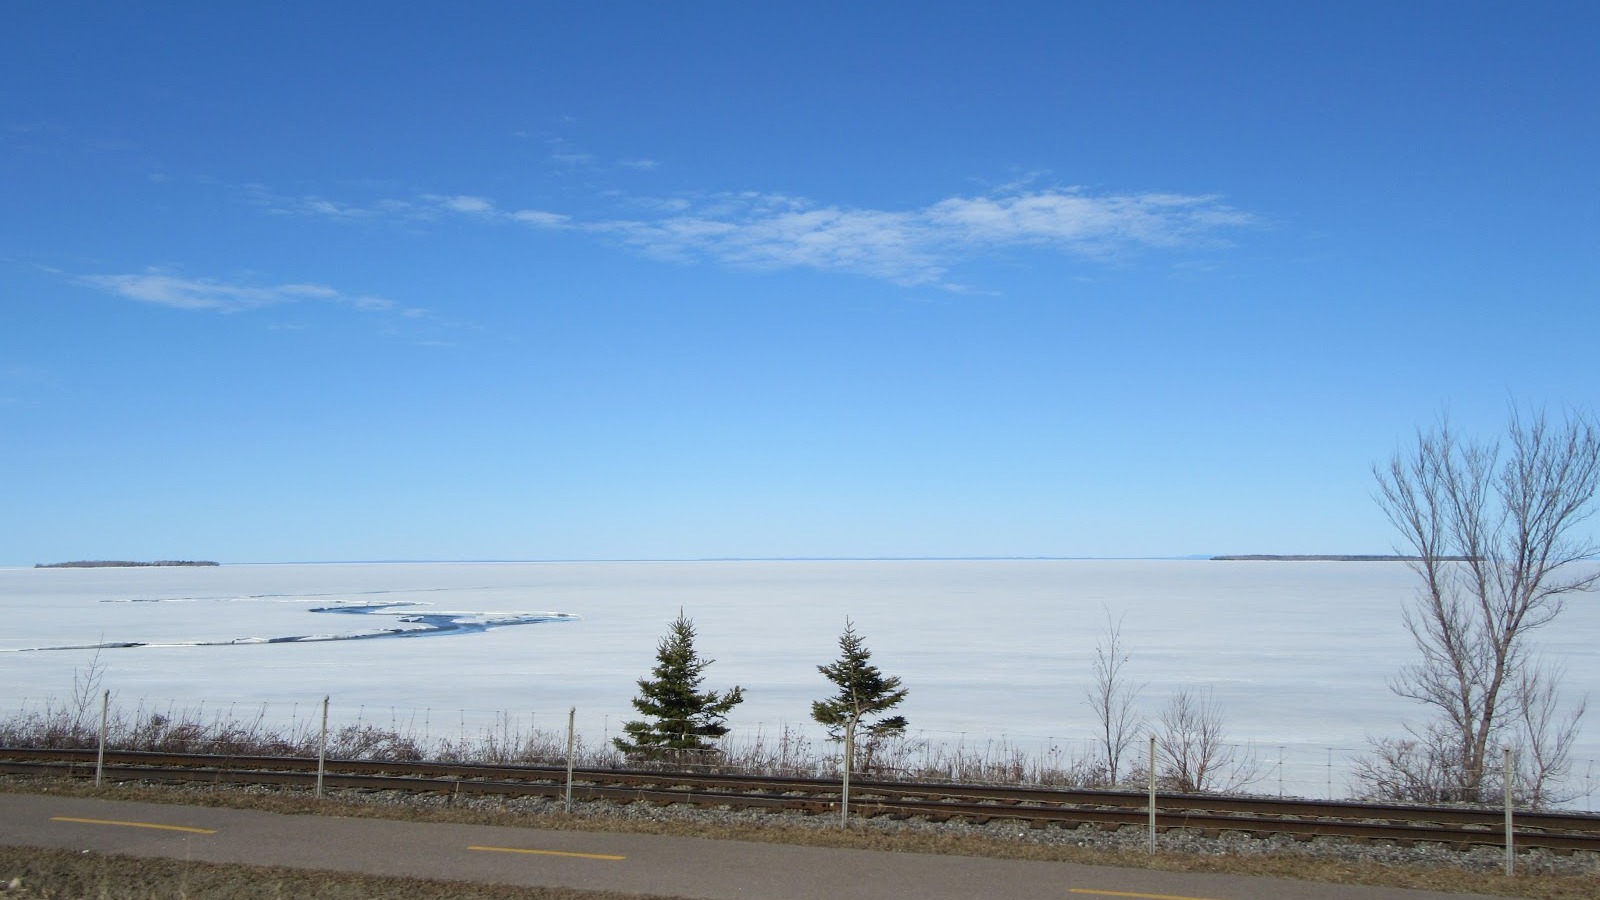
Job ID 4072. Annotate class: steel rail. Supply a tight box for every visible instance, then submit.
[5,758,1597,852]
[5,747,1594,833]
[3,748,1597,853]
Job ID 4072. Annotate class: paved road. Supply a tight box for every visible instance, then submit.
[0,793,1510,900]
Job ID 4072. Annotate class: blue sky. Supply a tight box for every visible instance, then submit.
[3,2,1597,564]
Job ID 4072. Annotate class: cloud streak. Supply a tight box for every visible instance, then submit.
[254,180,1256,288]
[79,271,411,315]
[578,188,1254,286]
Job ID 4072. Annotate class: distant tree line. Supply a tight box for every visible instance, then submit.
[1210,554,1477,561]
[35,560,220,568]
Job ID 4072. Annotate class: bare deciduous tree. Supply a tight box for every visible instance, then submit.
[1352,725,1469,804]
[1154,687,1258,793]
[1084,609,1143,786]
[1360,409,1597,806]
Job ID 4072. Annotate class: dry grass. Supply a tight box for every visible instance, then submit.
[0,844,686,900]
[0,691,1133,788]
[4,777,1597,899]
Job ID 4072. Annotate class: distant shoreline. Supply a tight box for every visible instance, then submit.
[34,560,221,569]
[1209,554,1467,562]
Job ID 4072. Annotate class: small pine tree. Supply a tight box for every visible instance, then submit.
[614,611,744,760]
[812,618,908,771]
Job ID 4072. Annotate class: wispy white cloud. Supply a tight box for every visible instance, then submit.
[598,203,945,284]
[428,194,495,214]
[584,188,1254,286]
[242,183,428,222]
[247,185,575,235]
[509,209,571,228]
[78,270,418,316]
[926,191,1252,253]
[645,197,692,213]
[240,178,1255,288]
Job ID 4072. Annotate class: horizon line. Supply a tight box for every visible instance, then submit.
[7,553,1420,568]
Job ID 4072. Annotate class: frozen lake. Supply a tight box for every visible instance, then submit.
[2,559,1596,805]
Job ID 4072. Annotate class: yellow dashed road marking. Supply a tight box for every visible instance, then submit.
[50,816,216,835]
[469,844,625,861]
[1070,890,1227,900]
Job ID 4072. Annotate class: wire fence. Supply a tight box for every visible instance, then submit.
[6,690,1595,812]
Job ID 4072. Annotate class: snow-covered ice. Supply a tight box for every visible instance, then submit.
[2,559,1596,805]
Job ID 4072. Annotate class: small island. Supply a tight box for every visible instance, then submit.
[35,560,221,568]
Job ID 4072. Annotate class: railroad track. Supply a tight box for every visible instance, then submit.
[4,747,1598,854]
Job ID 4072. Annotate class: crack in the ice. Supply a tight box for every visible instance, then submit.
[4,601,577,652]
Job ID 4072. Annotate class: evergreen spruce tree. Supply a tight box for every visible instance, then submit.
[812,619,908,772]
[614,611,744,760]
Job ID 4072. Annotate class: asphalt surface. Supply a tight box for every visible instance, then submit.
[0,793,1514,900]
